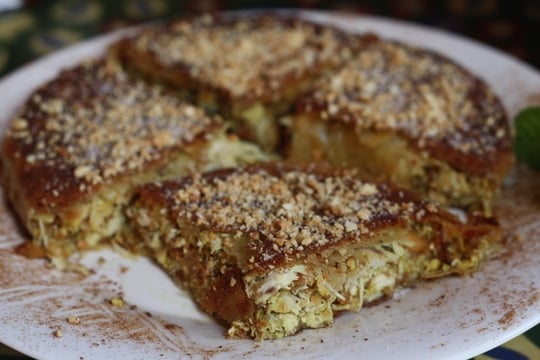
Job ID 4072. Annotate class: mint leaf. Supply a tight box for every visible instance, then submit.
[513,106,540,170]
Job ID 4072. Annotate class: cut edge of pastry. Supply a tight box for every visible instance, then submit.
[287,115,512,216]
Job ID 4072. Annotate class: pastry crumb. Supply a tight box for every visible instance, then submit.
[110,297,125,307]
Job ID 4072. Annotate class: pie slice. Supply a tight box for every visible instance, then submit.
[126,162,502,340]
[287,38,513,215]
[0,58,267,266]
[113,13,369,151]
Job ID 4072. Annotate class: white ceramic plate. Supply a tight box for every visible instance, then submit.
[0,10,539,360]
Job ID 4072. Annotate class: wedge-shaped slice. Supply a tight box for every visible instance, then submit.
[114,13,368,151]
[287,38,513,215]
[126,163,502,340]
[0,58,266,266]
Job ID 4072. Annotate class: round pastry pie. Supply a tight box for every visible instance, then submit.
[0,12,512,339]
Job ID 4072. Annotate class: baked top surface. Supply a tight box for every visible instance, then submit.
[2,59,222,210]
[296,39,512,176]
[124,14,364,102]
[133,162,472,271]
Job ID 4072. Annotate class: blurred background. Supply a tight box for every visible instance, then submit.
[0,0,539,77]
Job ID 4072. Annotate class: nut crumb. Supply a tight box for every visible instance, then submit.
[67,316,81,325]
[356,208,372,221]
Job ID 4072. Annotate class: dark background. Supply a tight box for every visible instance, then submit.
[0,0,539,77]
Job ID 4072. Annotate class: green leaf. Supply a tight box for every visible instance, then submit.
[513,106,540,170]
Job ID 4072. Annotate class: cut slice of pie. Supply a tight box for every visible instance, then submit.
[287,38,513,215]
[0,58,267,266]
[126,162,502,340]
[113,13,370,151]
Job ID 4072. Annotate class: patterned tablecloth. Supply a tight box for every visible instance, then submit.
[0,1,538,359]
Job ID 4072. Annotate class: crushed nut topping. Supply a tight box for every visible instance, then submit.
[166,165,431,258]
[131,15,357,100]
[6,59,220,190]
[299,39,510,157]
